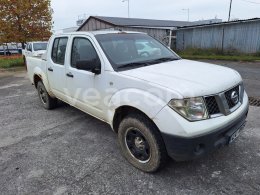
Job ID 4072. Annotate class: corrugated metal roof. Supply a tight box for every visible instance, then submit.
[94,16,192,27]
[178,17,260,29]
[77,16,192,31]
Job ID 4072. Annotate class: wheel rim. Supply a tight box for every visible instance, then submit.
[39,85,47,104]
[125,127,151,163]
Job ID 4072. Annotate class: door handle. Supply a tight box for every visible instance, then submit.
[48,67,53,72]
[66,72,74,78]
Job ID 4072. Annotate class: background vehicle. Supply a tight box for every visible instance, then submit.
[0,43,22,56]
[26,31,249,172]
[22,41,48,64]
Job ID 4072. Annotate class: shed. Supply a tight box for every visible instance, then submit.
[176,18,260,53]
[77,16,193,48]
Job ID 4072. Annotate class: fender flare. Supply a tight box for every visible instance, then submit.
[106,88,168,125]
[33,67,55,97]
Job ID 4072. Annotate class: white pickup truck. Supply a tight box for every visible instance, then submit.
[26,31,249,172]
[23,41,48,64]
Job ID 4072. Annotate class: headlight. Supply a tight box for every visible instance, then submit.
[168,97,208,121]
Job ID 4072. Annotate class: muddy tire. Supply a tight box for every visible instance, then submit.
[118,113,168,173]
[37,81,57,110]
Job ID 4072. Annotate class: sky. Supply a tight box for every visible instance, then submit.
[51,0,260,30]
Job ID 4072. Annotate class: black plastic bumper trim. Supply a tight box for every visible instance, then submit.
[161,105,249,161]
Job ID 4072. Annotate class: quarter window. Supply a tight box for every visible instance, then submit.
[51,37,68,65]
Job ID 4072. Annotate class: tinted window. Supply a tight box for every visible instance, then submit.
[27,43,32,51]
[136,43,145,50]
[51,39,59,63]
[51,37,68,65]
[71,37,100,69]
[95,33,180,71]
[33,42,47,51]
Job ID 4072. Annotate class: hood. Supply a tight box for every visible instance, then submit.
[120,59,242,97]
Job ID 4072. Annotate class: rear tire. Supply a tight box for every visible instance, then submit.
[37,81,57,110]
[118,113,168,173]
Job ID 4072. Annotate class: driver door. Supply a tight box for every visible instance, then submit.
[66,36,104,118]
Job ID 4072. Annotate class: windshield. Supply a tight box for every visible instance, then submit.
[33,42,47,51]
[95,33,180,71]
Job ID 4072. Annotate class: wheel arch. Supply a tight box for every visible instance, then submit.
[112,105,160,134]
[107,88,168,133]
[33,74,42,88]
[32,70,54,97]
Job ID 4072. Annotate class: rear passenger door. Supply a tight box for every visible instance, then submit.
[47,37,69,100]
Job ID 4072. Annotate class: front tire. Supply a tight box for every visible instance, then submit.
[118,113,168,173]
[37,81,57,110]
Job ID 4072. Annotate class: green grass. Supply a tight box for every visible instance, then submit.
[0,57,24,69]
[178,48,260,62]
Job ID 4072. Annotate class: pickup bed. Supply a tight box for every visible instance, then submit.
[26,31,249,172]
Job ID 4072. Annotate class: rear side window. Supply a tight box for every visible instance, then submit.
[27,43,32,51]
[51,37,68,65]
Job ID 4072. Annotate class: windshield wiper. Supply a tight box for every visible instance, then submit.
[148,57,180,64]
[117,57,180,70]
[117,61,149,70]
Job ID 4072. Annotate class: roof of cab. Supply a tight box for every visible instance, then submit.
[54,30,146,37]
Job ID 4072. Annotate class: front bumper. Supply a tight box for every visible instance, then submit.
[153,92,249,161]
[162,106,248,161]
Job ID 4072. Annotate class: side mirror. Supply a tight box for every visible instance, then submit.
[76,60,101,74]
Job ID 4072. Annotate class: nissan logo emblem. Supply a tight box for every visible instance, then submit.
[231,91,239,105]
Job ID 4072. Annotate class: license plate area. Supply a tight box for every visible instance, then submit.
[229,122,246,144]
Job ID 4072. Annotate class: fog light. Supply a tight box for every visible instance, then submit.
[194,144,205,155]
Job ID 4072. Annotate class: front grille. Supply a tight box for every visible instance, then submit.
[204,96,220,115]
[225,85,240,108]
[204,84,242,118]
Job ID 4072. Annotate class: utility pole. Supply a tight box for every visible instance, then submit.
[122,0,130,18]
[228,0,233,21]
[182,8,190,21]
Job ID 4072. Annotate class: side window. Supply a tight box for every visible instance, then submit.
[51,37,68,65]
[71,37,100,69]
[27,44,32,51]
[51,39,59,63]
